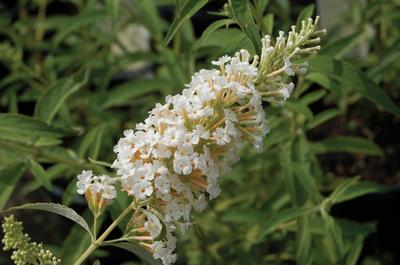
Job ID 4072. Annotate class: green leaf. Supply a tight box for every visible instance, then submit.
[329,177,360,204]
[88,157,112,168]
[101,78,167,109]
[25,159,52,191]
[21,164,68,196]
[105,242,162,265]
[34,137,62,147]
[221,208,265,223]
[300,89,327,105]
[5,203,92,237]
[322,215,344,260]
[296,216,313,265]
[0,162,24,210]
[34,70,89,123]
[136,0,163,42]
[311,136,383,156]
[89,126,105,160]
[344,235,365,265]
[332,180,388,204]
[307,109,341,129]
[257,0,270,12]
[61,222,91,264]
[322,30,367,59]
[308,56,400,117]
[292,162,321,203]
[262,13,274,35]
[259,206,316,239]
[161,48,186,88]
[306,72,340,94]
[296,4,315,29]
[77,123,105,158]
[367,43,400,82]
[163,0,209,45]
[229,0,261,54]
[53,11,108,47]
[106,0,119,26]
[0,113,71,144]
[193,19,233,50]
[62,179,78,207]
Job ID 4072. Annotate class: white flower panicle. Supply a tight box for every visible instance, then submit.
[75,17,323,265]
[111,49,267,264]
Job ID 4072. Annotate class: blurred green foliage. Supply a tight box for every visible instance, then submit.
[0,0,399,264]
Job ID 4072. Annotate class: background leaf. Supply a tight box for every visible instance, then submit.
[229,0,261,54]
[164,0,209,45]
[308,55,400,117]
[0,114,71,144]
[311,136,384,156]
[0,163,24,210]
[34,70,89,123]
[25,159,52,191]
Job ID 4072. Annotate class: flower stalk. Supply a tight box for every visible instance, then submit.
[72,200,138,265]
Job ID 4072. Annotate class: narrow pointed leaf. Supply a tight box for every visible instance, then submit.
[25,159,52,191]
[0,163,24,210]
[296,4,315,29]
[311,136,383,156]
[308,56,400,117]
[164,0,209,45]
[259,206,316,239]
[229,0,261,54]
[0,114,71,144]
[35,70,89,123]
[4,203,92,237]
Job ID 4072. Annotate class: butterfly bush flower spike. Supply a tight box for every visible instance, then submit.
[2,215,61,265]
[75,17,324,265]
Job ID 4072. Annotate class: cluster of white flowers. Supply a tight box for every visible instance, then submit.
[76,18,323,265]
[76,170,117,203]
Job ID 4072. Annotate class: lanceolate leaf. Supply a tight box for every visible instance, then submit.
[52,10,108,47]
[25,159,52,191]
[163,0,209,45]
[105,242,162,265]
[331,180,388,204]
[322,30,368,59]
[0,163,24,210]
[259,206,316,239]
[193,19,234,50]
[4,203,92,237]
[308,55,400,117]
[61,219,92,264]
[311,136,383,156]
[136,0,163,42]
[296,4,315,29]
[0,114,71,144]
[101,78,168,109]
[34,70,89,123]
[229,0,261,54]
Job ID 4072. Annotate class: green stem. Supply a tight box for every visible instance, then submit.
[72,201,137,265]
[93,214,98,241]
